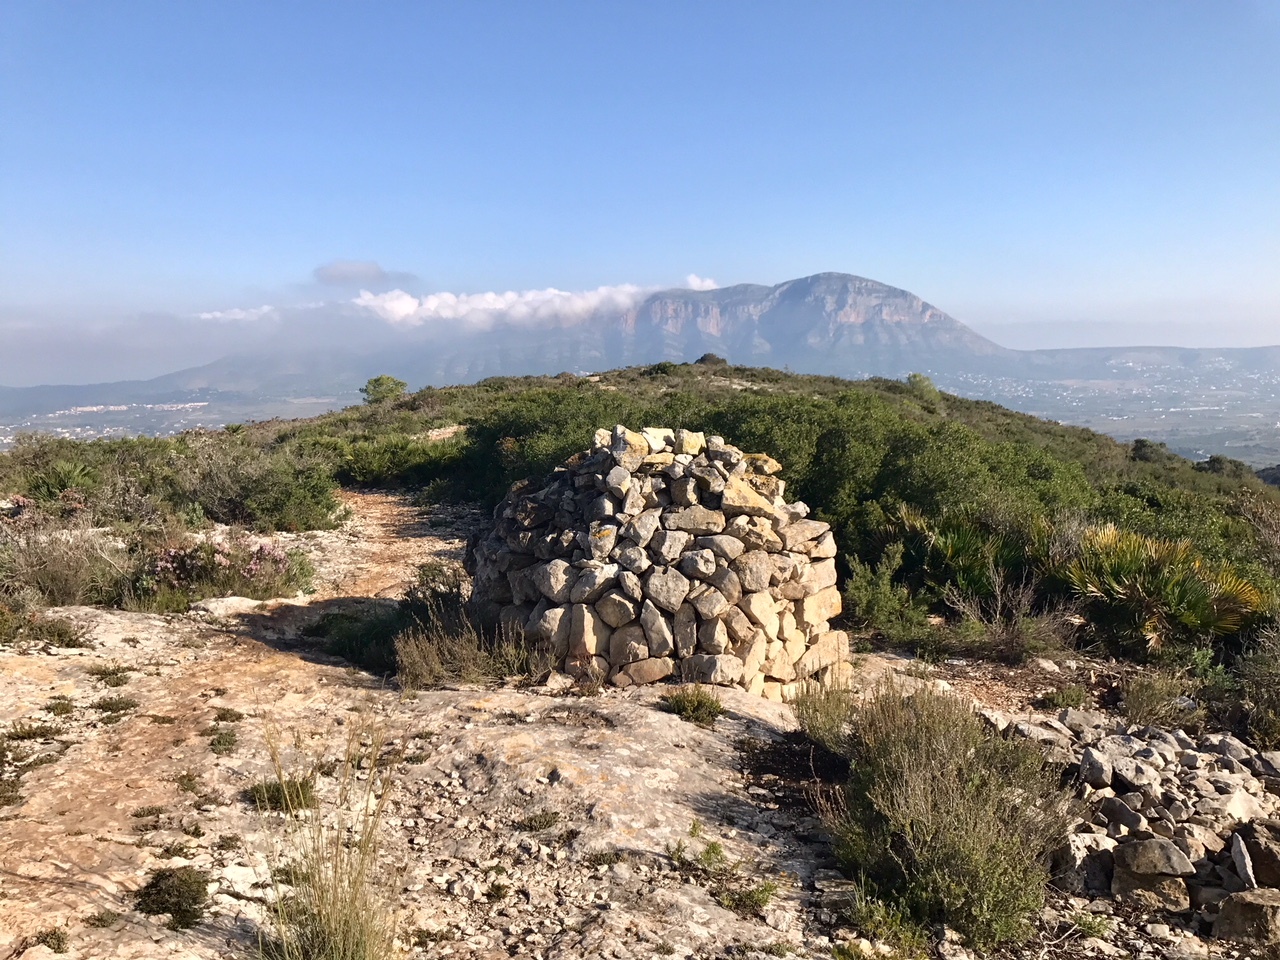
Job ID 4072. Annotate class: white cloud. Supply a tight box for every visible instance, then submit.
[197,305,277,322]
[685,274,719,291]
[352,284,647,329]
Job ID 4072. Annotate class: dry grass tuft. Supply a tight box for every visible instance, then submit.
[257,724,399,960]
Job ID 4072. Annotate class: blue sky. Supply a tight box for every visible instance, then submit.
[2,1,1279,382]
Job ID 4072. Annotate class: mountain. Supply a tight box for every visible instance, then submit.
[5,271,1280,464]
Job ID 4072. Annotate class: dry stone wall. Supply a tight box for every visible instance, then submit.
[465,426,851,697]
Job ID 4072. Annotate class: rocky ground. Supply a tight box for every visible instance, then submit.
[0,493,1274,960]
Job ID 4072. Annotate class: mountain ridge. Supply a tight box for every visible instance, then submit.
[5,271,1280,465]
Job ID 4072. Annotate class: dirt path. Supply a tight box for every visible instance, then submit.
[286,490,484,602]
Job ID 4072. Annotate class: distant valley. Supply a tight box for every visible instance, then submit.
[5,272,1280,465]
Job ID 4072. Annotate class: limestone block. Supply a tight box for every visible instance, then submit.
[698,618,731,655]
[695,535,745,562]
[648,529,691,564]
[622,656,675,685]
[608,622,648,665]
[706,566,742,605]
[794,630,850,679]
[569,563,619,604]
[674,603,697,659]
[672,429,705,455]
[739,591,781,640]
[645,566,692,613]
[531,558,578,603]
[796,586,841,631]
[722,605,756,644]
[681,653,743,686]
[663,505,726,536]
[731,551,773,593]
[720,477,775,518]
[689,583,730,620]
[595,590,639,628]
[568,603,612,659]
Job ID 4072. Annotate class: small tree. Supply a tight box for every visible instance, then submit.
[360,375,408,405]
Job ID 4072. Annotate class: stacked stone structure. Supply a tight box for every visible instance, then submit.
[465,426,851,697]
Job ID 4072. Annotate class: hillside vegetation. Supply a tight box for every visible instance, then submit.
[5,360,1280,678]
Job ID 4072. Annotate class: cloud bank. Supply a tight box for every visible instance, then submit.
[352,283,647,329]
[197,304,277,322]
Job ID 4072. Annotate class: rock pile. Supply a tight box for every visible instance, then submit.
[1008,708,1280,942]
[466,426,852,696]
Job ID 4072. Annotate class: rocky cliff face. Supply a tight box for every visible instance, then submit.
[608,273,1012,374]
[384,273,1015,385]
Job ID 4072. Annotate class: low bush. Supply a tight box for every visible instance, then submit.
[1041,685,1089,710]
[248,776,317,812]
[1122,672,1203,728]
[133,866,210,929]
[660,686,725,727]
[24,927,69,953]
[1239,633,1280,748]
[795,682,1074,950]
[842,543,931,645]
[130,535,313,612]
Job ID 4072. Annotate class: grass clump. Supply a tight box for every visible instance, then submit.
[90,695,139,714]
[1071,912,1112,938]
[169,770,201,793]
[717,880,779,916]
[132,805,166,818]
[516,809,561,831]
[85,909,122,928]
[1042,684,1089,710]
[6,720,63,741]
[87,662,130,686]
[248,776,317,812]
[660,686,724,727]
[584,849,626,867]
[795,681,1074,951]
[209,728,238,756]
[257,724,397,960]
[133,865,210,929]
[45,696,75,717]
[213,707,244,723]
[1237,633,1280,748]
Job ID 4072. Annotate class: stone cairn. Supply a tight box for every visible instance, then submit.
[465,426,851,697]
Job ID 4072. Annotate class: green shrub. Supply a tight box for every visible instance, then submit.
[390,564,549,688]
[133,866,210,928]
[1121,672,1203,728]
[842,542,930,644]
[209,728,238,756]
[129,535,312,611]
[660,686,725,727]
[90,696,139,714]
[248,776,317,812]
[1042,685,1089,710]
[795,682,1073,949]
[25,927,69,953]
[1239,634,1280,748]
